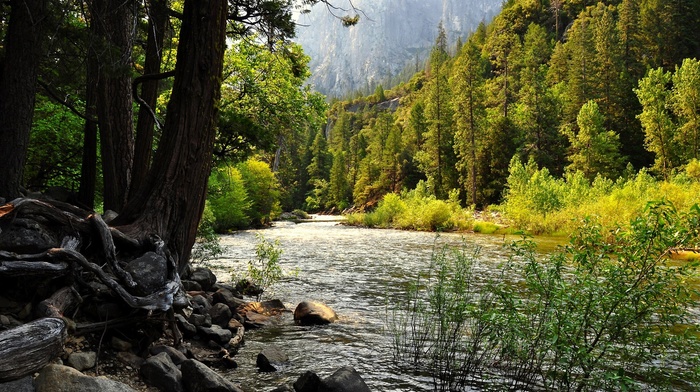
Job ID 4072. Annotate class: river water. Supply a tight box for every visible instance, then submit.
[210,217,562,392]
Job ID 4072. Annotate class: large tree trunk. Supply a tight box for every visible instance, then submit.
[114,0,227,274]
[88,0,136,212]
[130,0,168,199]
[0,0,47,199]
[78,51,99,210]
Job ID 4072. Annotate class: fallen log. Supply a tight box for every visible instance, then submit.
[0,317,67,381]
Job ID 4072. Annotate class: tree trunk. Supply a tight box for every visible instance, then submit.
[114,0,227,274]
[0,0,47,199]
[88,0,136,212]
[78,50,99,209]
[130,0,168,199]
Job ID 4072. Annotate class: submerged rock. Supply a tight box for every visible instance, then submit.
[256,345,289,372]
[293,301,338,325]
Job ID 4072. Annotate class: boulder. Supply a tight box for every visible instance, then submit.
[180,359,244,392]
[293,301,338,325]
[181,280,203,292]
[125,252,168,296]
[256,345,289,372]
[208,303,232,327]
[293,371,323,392]
[197,325,232,346]
[0,376,33,392]
[111,336,132,352]
[150,345,188,365]
[191,295,213,315]
[140,352,183,392]
[189,313,212,328]
[67,351,96,371]
[116,352,144,368]
[0,218,57,253]
[322,366,371,392]
[189,268,217,292]
[213,289,246,310]
[175,314,197,337]
[34,364,137,392]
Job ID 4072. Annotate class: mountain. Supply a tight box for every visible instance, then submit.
[294,0,503,97]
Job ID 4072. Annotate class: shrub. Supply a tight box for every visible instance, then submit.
[237,158,281,226]
[208,165,251,232]
[389,202,700,391]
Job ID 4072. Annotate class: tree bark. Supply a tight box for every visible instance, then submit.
[0,0,47,199]
[114,0,227,274]
[130,0,169,199]
[88,0,136,212]
[78,47,99,209]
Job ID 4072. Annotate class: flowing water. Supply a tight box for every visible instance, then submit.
[210,217,563,392]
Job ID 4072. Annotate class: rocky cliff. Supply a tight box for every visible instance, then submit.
[294,0,503,97]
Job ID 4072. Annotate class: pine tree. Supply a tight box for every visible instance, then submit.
[671,58,700,162]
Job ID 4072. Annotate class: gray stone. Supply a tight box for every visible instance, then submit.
[180,359,244,392]
[182,280,203,292]
[293,371,323,392]
[0,218,57,253]
[102,210,119,224]
[293,301,338,325]
[0,375,34,392]
[111,336,132,352]
[116,352,144,368]
[197,325,232,346]
[140,352,183,392]
[256,345,288,372]
[125,252,168,296]
[34,364,137,392]
[191,295,212,314]
[149,345,188,365]
[212,288,246,310]
[67,351,97,371]
[322,366,371,392]
[175,314,197,337]
[189,268,216,291]
[208,303,232,327]
[189,313,212,328]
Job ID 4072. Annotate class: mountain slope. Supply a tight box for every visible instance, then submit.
[294,0,503,97]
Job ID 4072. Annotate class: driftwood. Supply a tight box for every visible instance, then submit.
[0,317,67,381]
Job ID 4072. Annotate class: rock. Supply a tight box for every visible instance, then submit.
[293,301,338,325]
[208,303,232,327]
[189,313,212,328]
[212,283,242,296]
[322,366,371,392]
[256,345,289,372]
[270,386,294,392]
[293,371,323,392]
[125,252,168,296]
[180,359,244,392]
[182,280,203,292]
[0,375,33,392]
[140,352,183,392]
[150,345,188,365]
[0,218,57,253]
[191,295,213,315]
[67,351,97,371]
[34,364,137,392]
[197,325,232,346]
[242,311,269,329]
[175,314,197,337]
[116,352,144,368]
[102,210,118,223]
[237,299,286,328]
[189,268,217,292]
[213,289,246,310]
[227,318,243,331]
[111,336,132,352]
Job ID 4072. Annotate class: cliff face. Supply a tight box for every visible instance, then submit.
[294,0,502,97]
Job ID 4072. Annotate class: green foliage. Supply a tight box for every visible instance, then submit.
[191,201,224,265]
[389,202,700,391]
[237,158,281,226]
[208,165,251,232]
[244,234,284,301]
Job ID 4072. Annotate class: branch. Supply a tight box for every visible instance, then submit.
[37,80,95,123]
[132,70,175,130]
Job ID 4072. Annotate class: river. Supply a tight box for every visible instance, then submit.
[208,217,562,392]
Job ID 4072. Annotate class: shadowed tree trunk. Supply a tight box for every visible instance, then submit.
[114,0,228,274]
[0,0,47,199]
[88,0,136,212]
[130,0,169,199]
[78,52,99,209]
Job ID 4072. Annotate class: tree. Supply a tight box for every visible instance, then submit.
[671,58,700,162]
[635,67,677,178]
[451,39,486,206]
[564,100,623,180]
[0,0,47,199]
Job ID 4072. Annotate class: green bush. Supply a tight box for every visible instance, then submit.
[390,202,700,391]
[208,165,251,232]
[191,201,224,265]
[237,158,281,226]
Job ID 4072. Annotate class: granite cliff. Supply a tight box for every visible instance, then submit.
[294,0,503,97]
